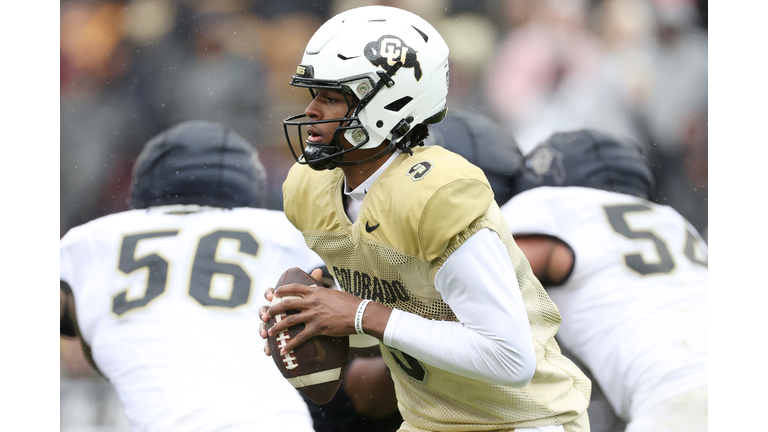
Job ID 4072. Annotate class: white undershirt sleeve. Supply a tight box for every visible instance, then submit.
[382,228,536,387]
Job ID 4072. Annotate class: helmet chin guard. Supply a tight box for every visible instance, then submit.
[282,5,449,171]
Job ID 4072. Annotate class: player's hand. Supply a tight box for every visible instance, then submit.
[259,287,275,356]
[259,268,326,356]
[263,281,363,355]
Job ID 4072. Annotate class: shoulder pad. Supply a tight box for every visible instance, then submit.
[362,147,494,261]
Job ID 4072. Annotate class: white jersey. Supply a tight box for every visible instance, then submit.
[60,206,323,432]
[501,187,707,420]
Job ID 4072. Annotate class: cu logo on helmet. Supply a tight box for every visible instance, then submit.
[365,35,423,80]
[381,38,408,65]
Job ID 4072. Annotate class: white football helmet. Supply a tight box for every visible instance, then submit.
[283,5,450,170]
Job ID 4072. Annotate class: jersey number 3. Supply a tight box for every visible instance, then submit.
[112,230,259,315]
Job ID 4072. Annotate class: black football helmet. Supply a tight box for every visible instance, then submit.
[515,129,655,199]
[130,121,267,209]
[425,110,524,205]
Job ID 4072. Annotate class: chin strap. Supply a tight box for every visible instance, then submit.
[376,61,402,89]
[373,61,416,154]
[357,60,403,114]
[391,116,415,155]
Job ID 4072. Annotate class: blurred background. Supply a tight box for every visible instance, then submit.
[59,0,707,430]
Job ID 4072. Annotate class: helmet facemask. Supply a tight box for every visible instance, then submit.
[283,63,408,171]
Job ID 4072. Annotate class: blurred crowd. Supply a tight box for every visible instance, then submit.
[60,0,707,430]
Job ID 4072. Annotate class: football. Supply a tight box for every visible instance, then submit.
[266,267,350,405]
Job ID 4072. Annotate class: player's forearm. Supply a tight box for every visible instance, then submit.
[383,229,537,387]
[383,309,534,387]
[362,295,535,388]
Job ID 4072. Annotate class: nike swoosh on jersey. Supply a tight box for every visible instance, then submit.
[365,221,380,233]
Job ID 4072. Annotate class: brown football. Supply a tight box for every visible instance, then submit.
[266,267,350,405]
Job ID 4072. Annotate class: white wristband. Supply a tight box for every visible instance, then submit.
[354,299,372,335]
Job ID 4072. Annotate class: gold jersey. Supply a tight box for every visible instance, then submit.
[283,146,590,431]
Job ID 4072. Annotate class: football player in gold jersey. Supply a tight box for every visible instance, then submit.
[260,6,591,432]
